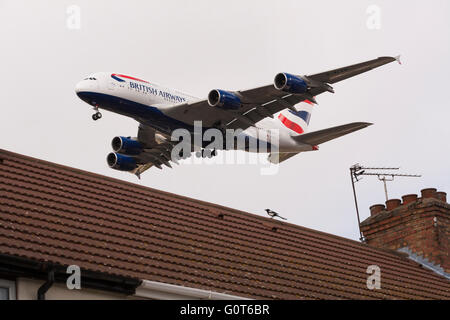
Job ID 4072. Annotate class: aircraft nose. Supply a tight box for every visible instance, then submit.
[75,79,97,104]
[75,76,99,99]
[75,81,84,94]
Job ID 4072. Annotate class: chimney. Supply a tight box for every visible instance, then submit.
[385,199,401,210]
[360,188,450,275]
[436,192,447,202]
[421,188,437,199]
[401,194,418,205]
[369,204,385,216]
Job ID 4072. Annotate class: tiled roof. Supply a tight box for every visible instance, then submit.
[0,149,449,299]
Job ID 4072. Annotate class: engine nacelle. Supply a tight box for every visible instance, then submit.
[207,89,241,110]
[274,73,308,94]
[111,136,143,155]
[107,152,137,171]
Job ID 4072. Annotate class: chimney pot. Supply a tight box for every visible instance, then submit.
[386,199,401,211]
[369,204,385,216]
[436,191,447,203]
[421,188,437,199]
[402,194,418,205]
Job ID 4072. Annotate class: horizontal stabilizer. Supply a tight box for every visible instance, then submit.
[292,122,372,146]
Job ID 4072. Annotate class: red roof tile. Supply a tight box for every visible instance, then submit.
[0,149,449,299]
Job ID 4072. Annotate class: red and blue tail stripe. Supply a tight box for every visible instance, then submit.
[288,110,311,124]
[278,100,314,135]
[278,113,304,134]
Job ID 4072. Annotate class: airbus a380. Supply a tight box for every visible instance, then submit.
[75,56,400,177]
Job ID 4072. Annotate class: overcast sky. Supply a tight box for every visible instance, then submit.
[1,0,449,241]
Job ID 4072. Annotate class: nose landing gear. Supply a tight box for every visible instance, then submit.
[92,104,102,121]
[92,112,102,121]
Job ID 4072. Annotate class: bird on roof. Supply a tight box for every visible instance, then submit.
[265,209,287,220]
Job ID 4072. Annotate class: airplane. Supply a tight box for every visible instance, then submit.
[75,56,400,177]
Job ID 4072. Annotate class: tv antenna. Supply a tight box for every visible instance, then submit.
[349,164,421,242]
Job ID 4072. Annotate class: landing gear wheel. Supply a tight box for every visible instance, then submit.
[92,112,102,121]
[204,149,217,158]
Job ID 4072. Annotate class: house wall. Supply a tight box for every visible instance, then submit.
[16,278,139,300]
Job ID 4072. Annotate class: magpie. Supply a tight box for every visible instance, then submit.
[265,209,287,220]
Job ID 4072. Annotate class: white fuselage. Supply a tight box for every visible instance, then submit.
[75,72,314,153]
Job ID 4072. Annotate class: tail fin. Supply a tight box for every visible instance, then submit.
[277,100,314,136]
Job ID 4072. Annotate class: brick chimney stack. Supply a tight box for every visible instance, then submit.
[360,188,449,275]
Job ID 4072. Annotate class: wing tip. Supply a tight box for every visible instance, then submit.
[353,122,373,129]
[344,122,373,132]
[349,121,373,126]
[379,55,402,65]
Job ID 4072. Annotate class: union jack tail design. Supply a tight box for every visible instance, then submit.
[278,99,314,135]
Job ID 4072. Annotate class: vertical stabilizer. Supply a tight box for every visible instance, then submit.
[277,99,314,136]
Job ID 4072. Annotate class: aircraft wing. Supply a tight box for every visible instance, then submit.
[292,122,372,146]
[164,56,398,131]
[131,124,179,178]
[306,56,399,84]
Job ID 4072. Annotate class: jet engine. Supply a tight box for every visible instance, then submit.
[274,73,308,94]
[111,136,143,155]
[207,89,241,110]
[107,152,137,171]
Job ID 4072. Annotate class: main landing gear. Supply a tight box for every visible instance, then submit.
[195,149,217,158]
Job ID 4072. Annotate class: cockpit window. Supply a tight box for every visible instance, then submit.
[83,77,97,80]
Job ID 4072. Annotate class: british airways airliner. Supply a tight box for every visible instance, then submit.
[75,56,400,177]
